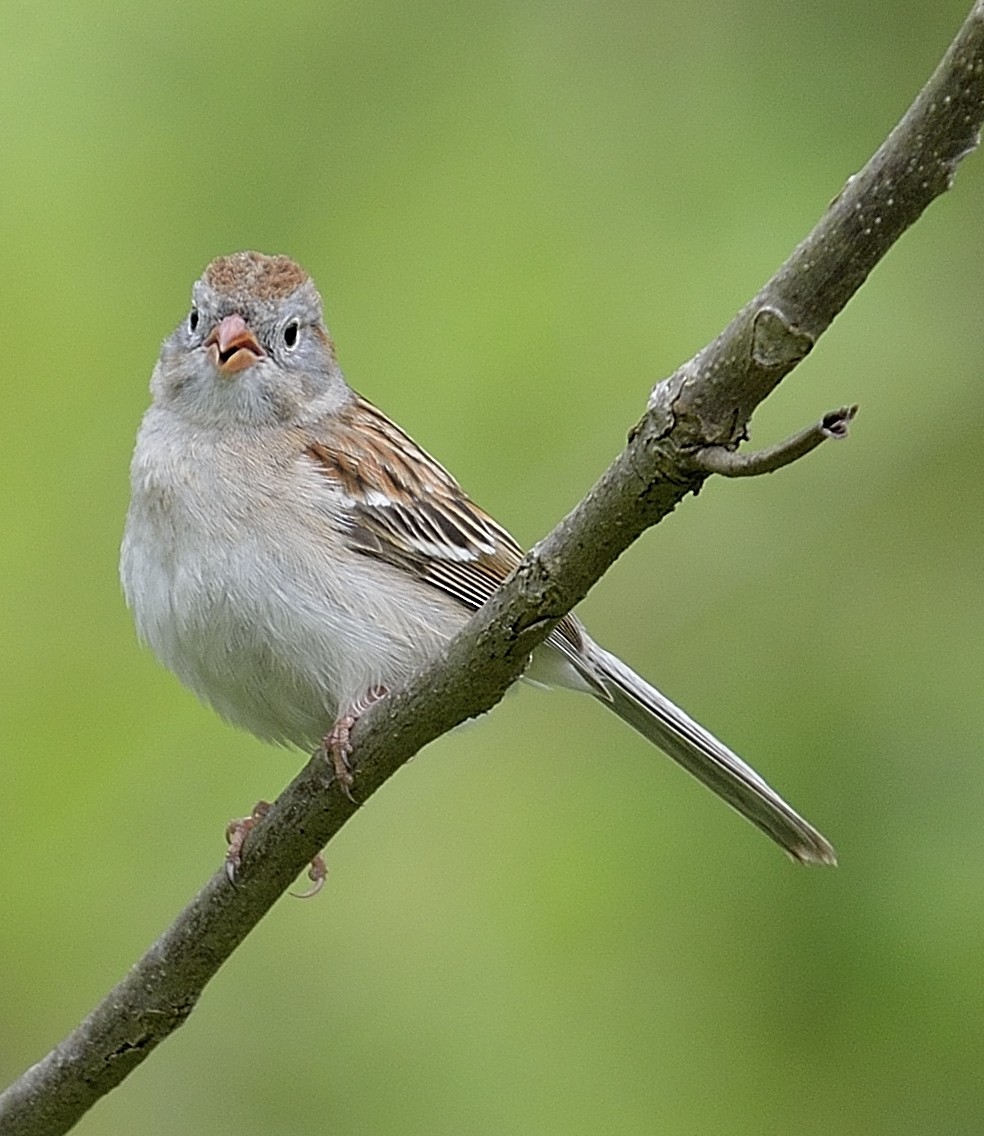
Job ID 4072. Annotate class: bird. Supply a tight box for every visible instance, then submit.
[120,251,836,867]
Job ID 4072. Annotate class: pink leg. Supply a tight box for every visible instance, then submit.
[322,684,388,801]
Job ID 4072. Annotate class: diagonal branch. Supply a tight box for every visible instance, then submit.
[3,4,983,1134]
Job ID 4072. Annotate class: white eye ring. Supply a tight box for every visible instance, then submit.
[283,319,300,349]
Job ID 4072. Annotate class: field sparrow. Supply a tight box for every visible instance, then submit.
[120,252,835,866]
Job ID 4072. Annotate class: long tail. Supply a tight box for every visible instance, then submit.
[584,643,836,865]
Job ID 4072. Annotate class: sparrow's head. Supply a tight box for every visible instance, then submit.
[153,251,349,427]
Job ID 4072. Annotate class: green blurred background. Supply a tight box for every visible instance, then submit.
[3,1,983,1133]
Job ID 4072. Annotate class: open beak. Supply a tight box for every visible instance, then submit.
[204,313,266,375]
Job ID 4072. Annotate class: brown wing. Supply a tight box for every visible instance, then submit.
[304,396,587,662]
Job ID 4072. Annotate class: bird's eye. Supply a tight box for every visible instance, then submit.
[188,308,199,334]
[283,319,300,349]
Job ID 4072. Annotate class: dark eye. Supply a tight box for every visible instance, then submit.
[188,308,199,334]
[283,319,300,349]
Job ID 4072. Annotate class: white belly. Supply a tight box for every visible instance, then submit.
[120,413,464,750]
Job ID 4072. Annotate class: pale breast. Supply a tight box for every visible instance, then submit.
[121,408,466,748]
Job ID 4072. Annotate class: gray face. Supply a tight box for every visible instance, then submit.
[151,253,347,429]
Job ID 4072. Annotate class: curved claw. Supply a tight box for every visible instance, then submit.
[290,854,328,899]
[224,800,272,883]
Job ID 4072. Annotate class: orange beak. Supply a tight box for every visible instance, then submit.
[204,313,266,374]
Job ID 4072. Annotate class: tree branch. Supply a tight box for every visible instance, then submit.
[695,405,858,478]
[3,5,983,1134]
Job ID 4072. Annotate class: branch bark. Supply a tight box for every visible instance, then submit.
[4,5,983,1133]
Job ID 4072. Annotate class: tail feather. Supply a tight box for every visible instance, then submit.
[584,644,836,865]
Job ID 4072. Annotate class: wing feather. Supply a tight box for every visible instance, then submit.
[304,397,586,661]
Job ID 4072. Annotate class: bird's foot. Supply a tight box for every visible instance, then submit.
[224,799,272,882]
[225,799,328,899]
[321,685,388,802]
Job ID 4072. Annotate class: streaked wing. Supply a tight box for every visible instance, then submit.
[304,396,586,661]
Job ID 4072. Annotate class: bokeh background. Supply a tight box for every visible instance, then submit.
[3,1,983,1133]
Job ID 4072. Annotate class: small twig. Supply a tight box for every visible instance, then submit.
[694,405,858,478]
